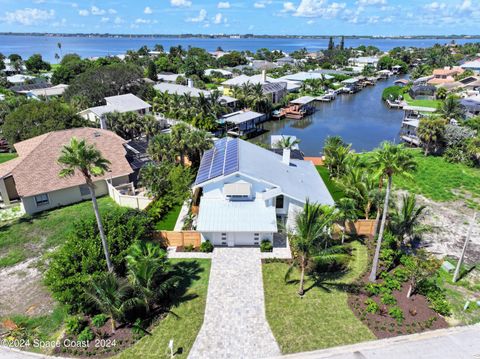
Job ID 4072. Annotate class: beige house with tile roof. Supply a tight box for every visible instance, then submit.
[0,128,134,214]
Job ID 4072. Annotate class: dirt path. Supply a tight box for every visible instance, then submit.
[415,194,480,264]
[0,257,54,318]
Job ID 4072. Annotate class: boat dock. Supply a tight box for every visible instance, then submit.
[386,99,405,109]
[281,96,316,119]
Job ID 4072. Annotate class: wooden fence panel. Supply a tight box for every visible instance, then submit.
[352,220,376,237]
[154,231,201,248]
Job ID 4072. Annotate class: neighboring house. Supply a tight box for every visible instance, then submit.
[250,60,278,71]
[348,56,380,68]
[461,59,480,72]
[6,74,36,85]
[204,68,233,78]
[400,106,437,146]
[0,128,137,215]
[438,76,480,92]
[427,67,464,85]
[1,59,27,75]
[409,84,437,100]
[78,93,151,129]
[461,96,480,117]
[276,56,295,66]
[17,84,69,100]
[157,73,185,83]
[193,137,334,246]
[154,82,238,109]
[280,72,334,82]
[222,71,294,104]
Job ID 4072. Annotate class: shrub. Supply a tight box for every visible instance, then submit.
[388,306,404,324]
[383,275,402,291]
[417,279,452,316]
[199,240,214,253]
[45,207,154,313]
[65,316,87,336]
[381,293,397,305]
[365,299,380,314]
[92,314,108,328]
[184,244,194,252]
[393,268,409,282]
[260,239,273,252]
[77,327,95,342]
[364,283,381,297]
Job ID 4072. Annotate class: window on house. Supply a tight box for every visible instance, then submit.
[34,193,49,206]
[276,195,284,209]
[79,184,90,196]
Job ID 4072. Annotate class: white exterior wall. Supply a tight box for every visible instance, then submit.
[21,176,129,215]
[201,231,273,246]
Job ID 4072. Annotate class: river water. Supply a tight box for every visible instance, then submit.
[0,35,478,62]
[256,76,404,156]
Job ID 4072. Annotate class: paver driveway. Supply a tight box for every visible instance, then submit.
[188,247,281,359]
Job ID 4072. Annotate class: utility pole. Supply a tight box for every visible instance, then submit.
[453,212,476,283]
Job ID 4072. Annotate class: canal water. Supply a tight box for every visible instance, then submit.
[256,76,405,156]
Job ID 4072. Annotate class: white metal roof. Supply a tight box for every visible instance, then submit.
[104,93,151,112]
[154,82,209,97]
[27,84,69,97]
[221,111,263,125]
[280,72,334,82]
[196,198,277,232]
[290,96,316,105]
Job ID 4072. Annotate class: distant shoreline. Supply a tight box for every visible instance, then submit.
[1,33,480,40]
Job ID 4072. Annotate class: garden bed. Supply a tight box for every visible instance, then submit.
[348,277,448,339]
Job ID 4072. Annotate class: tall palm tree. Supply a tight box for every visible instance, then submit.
[85,272,137,333]
[335,198,358,244]
[368,142,417,282]
[323,136,351,178]
[170,123,190,166]
[148,133,174,163]
[286,201,336,296]
[275,135,301,149]
[142,115,160,142]
[58,137,113,272]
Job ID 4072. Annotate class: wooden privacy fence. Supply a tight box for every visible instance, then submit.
[154,231,201,248]
[350,219,377,237]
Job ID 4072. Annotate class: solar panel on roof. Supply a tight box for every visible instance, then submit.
[194,137,239,185]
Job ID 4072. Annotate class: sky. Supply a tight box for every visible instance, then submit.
[0,0,479,36]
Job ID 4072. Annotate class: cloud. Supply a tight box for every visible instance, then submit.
[101,17,110,22]
[217,1,230,8]
[114,16,124,24]
[144,6,153,14]
[254,0,272,8]
[213,13,224,24]
[357,0,386,5]
[457,0,472,12]
[423,2,446,11]
[52,17,67,27]
[292,0,346,18]
[78,9,89,16]
[135,18,150,24]
[90,6,106,15]
[282,2,296,12]
[307,19,315,24]
[171,0,192,7]
[187,8,207,22]
[2,8,55,25]
[108,9,117,14]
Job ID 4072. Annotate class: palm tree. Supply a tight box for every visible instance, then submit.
[85,272,137,333]
[323,136,351,178]
[148,133,174,163]
[368,142,417,282]
[57,42,62,58]
[438,96,463,120]
[58,137,113,272]
[417,118,446,156]
[142,115,160,142]
[335,198,358,244]
[274,135,301,149]
[389,194,426,246]
[286,200,335,296]
[186,129,213,168]
[170,123,190,166]
[436,87,447,100]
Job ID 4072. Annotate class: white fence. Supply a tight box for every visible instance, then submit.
[107,181,152,210]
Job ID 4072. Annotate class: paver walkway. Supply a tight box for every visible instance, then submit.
[188,247,281,359]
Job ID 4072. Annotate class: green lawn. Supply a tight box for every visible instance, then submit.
[394,150,480,204]
[0,153,17,164]
[316,165,345,201]
[117,259,211,359]
[263,241,375,354]
[155,204,182,231]
[0,197,118,268]
[403,93,441,109]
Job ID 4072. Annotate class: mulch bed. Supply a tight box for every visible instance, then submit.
[175,245,200,252]
[348,276,448,339]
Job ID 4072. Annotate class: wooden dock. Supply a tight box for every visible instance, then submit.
[386,99,404,109]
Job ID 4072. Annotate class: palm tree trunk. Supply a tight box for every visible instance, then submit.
[342,221,346,244]
[111,317,116,334]
[89,184,113,272]
[369,175,392,282]
[298,256,305,296]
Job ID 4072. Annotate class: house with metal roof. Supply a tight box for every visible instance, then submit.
[78,93,152,129]
[192,137,334,247]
